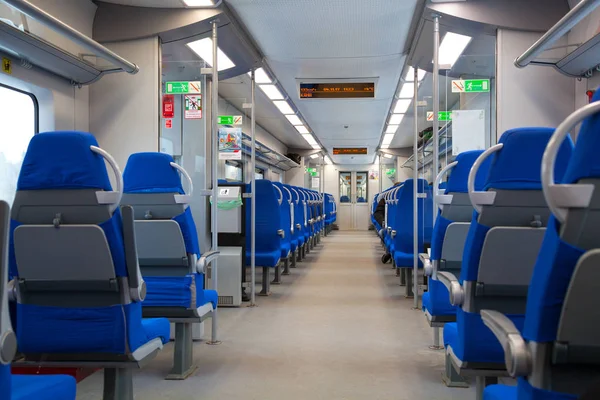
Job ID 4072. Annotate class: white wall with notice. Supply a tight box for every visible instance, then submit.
[452,109,486,155]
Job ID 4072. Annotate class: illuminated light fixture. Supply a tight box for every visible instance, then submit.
[273,100,294,115]
[394,99,411,114]
[247,67,272,84]
[381,144,390,149]
[325,156,333,165]
[302,134,319,146]
[285,114,303,126]
[186,38,235,71]
[384,153,394,159]
[398,83,414,99]
[258,84,284,100]
[437,32,472,68]
[382,134,394,145]
[310,153,320,159]
[295,125,310,134]
[404,67,426,82]
[389,114,404,125]
[386,125,398,134]
[311,144,321,150]
[183,0,215,6]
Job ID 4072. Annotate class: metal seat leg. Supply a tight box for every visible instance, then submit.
[282,257,290,275]
[291,250,297,268]
[441,352,469,388]
[166,322,196,380]
[103,368,134,400]
[272,263,281,284]
[405,269,414,298]
[259,267,271,296]
[476,376,497,400]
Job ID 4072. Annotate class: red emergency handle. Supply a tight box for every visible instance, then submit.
[162,94,175,119]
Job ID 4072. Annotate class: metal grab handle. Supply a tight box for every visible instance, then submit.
[434,161,457,198]
[90,145,123,213]
[468,144,503,214]
[273,184,283,205]
[514,0,600,68]
[2,0,140,74]
[170,162,194,197]
[542,101,600,223]
[291,187,300,205]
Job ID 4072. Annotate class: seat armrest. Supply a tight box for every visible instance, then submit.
[6,279,16,302]
[196,250,220,274]
[387,227,392,233]
[277,229,285,238]
[481,310,531,377]
[120,205,146,302]
[296,223,301,230]
[420,253,433,276]
[391,230,397,238]
[437,271,463,306]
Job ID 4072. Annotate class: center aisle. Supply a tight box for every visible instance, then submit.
[77,231,474,400]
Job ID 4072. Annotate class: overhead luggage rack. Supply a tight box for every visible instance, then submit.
[241,133,300,171]
[514,0,600,77]
[0,0,139,85]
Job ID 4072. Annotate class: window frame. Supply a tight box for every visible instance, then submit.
[0,82,39,134]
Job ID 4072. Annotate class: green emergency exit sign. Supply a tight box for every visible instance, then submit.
[217,115,243,125]
[165,81,201,94]
[451,79,490,93]
[426,111,452,121]
[307,167,318,177]
[385,168,396,176]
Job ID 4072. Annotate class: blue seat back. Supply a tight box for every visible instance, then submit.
[10,131,162,354]
[340,195,350,203]
[392,179,432,259]
[245,180,282,260]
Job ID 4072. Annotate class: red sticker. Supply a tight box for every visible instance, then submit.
[165,119,172,129]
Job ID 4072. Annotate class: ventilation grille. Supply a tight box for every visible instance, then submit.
[218,296,233,306]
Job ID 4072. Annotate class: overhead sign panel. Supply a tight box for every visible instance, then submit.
[333,148,368,155]
[165,81,201,95]
[300,83,375,99]
[451,79,490,93]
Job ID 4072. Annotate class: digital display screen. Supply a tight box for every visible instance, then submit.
[333,148,368,155]
[300,83,375,99]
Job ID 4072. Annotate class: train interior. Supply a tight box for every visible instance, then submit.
[1,0,600,399]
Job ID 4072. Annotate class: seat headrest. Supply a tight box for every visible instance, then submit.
[447,150,489,193]
[485,127,573,191]
[18,131,112,192]
[123,152,184,194]
[563,88,600,183]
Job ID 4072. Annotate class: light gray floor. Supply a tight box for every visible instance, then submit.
[77,231,476,399]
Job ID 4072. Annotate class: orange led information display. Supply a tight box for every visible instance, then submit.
[300,83,375,99]
[333,148,368,155]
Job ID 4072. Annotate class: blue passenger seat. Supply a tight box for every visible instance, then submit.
[0,199,77,400]
[482,91,600,400]
[438,127,573,395]
[245,180,283,295]
[122,152,219,379]
[273,182,292,279]
[422,150,490,326]
[8,131,169,398]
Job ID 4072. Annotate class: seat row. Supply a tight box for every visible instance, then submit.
[372,177,434,295]
[416,92,600,400]
[0,131,335,399]
[239,179,336,295]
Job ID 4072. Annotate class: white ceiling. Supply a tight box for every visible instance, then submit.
[225,0,418,164]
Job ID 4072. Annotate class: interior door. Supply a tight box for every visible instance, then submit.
[338,171,370,230]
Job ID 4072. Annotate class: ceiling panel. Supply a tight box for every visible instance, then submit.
[225,0,418,163]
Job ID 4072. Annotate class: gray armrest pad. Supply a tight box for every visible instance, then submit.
[481,309,530,377]
[277,229,285,238]
[197,250,220,273]
[437,271,463,306]
[120,205,144,302]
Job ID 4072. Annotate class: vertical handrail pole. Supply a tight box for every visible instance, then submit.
[209,21,220,343]
[413,67,419,309]
[432,14,440,225]
[378,154,382,194]
[250,69,257,306]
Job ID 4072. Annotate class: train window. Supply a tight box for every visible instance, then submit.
[0,84,37,205]
[255,167,265,180]
[225,160,243,182]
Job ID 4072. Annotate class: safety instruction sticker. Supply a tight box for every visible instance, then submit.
[184,94,202,119]
[2,57,11,74]
[218,126,242,160]
[165,119,173,129]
